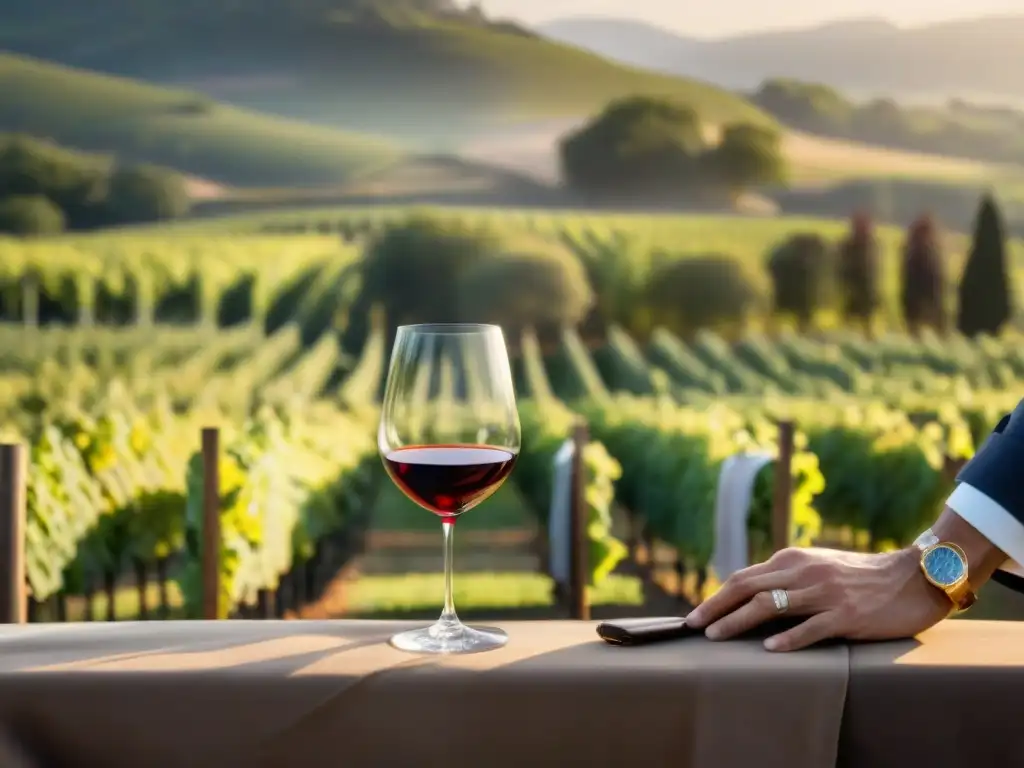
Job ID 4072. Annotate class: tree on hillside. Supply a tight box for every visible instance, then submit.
[750,80,853,137]
[105,165,190,224]
[957,194,1014,337]
[0,135,108,229]
[559,96,705,200]
[0,135,92,196]
[458,247,593,337]
[837,211,881,332]
[852,98,911,146]
[0,136,192,230]
[766,233,834,331]
[645,255,759,335]
[706,123,786,199]
[900,215,947,335]
[0,195,66,236]
[360,215,500,330]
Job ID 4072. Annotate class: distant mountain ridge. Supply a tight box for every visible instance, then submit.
[540,15,1024,103]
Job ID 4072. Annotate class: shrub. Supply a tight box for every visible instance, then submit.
[0,195,66,236]
[360,214,502,328]
[0,134,109,229]
[750,79,854,136]
[105,164,190,224]
[645,255,759,334]
[458,246,593,335]
[766,233,834,330]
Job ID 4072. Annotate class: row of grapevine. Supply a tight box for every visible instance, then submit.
[22,394,380,617]
[567,390,994,582]
[259,333,344,407]
[545,328,610,402]
[180,405,378,618]
[581,325,1024,408]
[0,322,364,427]
[752,399,972,547]
[0,235,360,332]
[578,395,825,573]
[338,313,387,409]
[514,328,555,401]
[592,326,657,396]
[516,399,627,585]
[25,396,201,602]
[196,325,305,417]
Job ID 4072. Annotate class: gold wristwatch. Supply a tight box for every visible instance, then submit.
[913,529,977,613]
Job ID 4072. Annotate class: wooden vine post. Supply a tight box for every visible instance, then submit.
[568,422,590,621]
[0,444,27,624]
[772,421,795,555]
[201,428,221,621]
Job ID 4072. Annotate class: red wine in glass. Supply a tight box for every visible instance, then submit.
[379,323,520,655]
[383,445,516,521]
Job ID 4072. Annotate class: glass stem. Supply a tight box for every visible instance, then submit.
[439,519,459,626]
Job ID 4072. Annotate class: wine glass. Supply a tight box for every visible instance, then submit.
[379,323,521,654]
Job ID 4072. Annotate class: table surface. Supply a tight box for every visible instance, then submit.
[1,620,1023,768]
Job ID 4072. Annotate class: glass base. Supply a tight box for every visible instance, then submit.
[389,620,508,655]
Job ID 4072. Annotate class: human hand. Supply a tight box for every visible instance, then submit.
[685,546,952,652]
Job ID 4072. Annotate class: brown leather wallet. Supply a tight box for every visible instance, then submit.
[596,615,808,646]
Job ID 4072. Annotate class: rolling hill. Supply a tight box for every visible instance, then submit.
[0,0,773,146]
[0,53,405,187]
[540,15,1024,104]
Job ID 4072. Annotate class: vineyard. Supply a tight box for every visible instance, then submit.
[5,307,1019,619]
[0,214,1021,622]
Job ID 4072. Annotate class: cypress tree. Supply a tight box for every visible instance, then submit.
[837,211,881,332]
[900,215,946,335]
[958,194,1013,337]
[766,233,833,332]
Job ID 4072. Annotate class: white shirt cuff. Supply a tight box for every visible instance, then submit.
[947,483,1024,578]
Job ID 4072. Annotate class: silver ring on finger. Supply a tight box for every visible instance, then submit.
[771,588,790,614]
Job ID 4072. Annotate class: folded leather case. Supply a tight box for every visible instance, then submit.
[597,615,806,646]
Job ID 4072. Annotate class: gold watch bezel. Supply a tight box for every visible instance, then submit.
[919,541,973,611]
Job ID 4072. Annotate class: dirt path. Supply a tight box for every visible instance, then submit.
[295,510,692,621]
[294,479,547,618]
[782,129,999,183]
[183,175,230,201]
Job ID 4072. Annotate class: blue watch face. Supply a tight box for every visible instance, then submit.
[923,545,965,587]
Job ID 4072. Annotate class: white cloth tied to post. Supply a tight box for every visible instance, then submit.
[711,452,774,582]
[548,438,575,586]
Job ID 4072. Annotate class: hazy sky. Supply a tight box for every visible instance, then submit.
[480,0,1024,37]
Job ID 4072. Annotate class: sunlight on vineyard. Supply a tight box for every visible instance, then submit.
[6,210,1022,621]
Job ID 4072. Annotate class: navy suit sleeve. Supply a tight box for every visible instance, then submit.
[956,401,1024,594]
[956,403,1024,525]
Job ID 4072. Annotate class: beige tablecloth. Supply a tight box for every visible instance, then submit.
[841,620,1024,768]
[0,620,1021,768]
[0,620,847,768]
